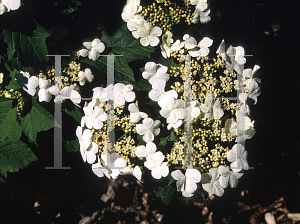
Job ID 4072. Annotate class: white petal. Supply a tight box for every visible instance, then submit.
[151,167,162,179]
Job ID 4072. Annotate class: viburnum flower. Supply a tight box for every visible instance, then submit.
[101,152,127,179]
[171,39,184,51]
[189,37,213,57]
[128,101,148,123]
[92,156,112,179]
[227,144,249,172]
[148,79,177,105]
[192,8,211,24]
[121,0,142,22]
[76,126,92,154]
[18,72,39,96]
[160,98,187,124]
[77,38,105,61]
[190,0,208,11]
[226,46,246,74]
[78,68,94,86]
[120,166,142,181]
[0,0,21,15]
[241,79,261,105]
[182,34,198,50]
[216,39,227,61]
[200,94,224,120]
[81,142,98,164]
[167,120,183,130]
[81,106,107,129]
[128,15,145,35]
[243,65,261,83]
[88,84,114,108]
[136,22,162,47]
[186,101,201,119]
[38,78,59,102]
[55,86,81,106]
[161,44,172,58]
[201,168,224,196]
[144,151,169,179]
[171,168,201,197]
[136,118,161,143]
[142,62,169,85]
[135,141,157,158]
[218,166,243,188]
[114,83,136,107]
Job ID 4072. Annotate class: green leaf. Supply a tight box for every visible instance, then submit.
[137,133,146,145]
[64,104,83,123]
[159,136,168,146]
[0,98,13,124]
[0,107,22,142]
[21,98,57,144]
[158,56,179,70]
[5,68,21,90]
[0,139,38,181]
[101,22,154,64]
[63,139,80,153]
[169,130,178,141]
[132,78,152,92]
[167,174,175,187]
[3,23,52,69]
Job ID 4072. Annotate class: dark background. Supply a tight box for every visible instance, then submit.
[0,0,299,223]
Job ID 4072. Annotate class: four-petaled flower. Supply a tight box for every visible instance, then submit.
[19,71,39,96]
[171,168,201,197]
[128,101,148,123]
[201,168,224,196]
[114,83,136,107]
[136,22,162,47]
[78,68,94,86]
[227,144,249,172]
[144,151,169,179]
[76,126,92,157]
[142,62,169,85]
[200,94,224,120]
[38,78,59,102]
[78,38,105,61]
[135,141,157,158]
[81,106,107,130]
[55,86,81,107]
[136,118,160,143]
[159,98,187,124]
[218,165,243,188]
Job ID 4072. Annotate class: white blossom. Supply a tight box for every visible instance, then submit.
[120,166,142,181]
[243,65,261,83]
[135,141,157,158]
[201,168,224,196]
[121,1,142,22]
[101,152,127,179]
[92,156,112,178]
[76,126,92,158]
[189,37,213,57]
[114,83,136,107]
[192,8,211,24]
[55,86,81,107]
[128,101,148,123]
[218,166,243,188]
[19,72,39,96]
[0,0,21,15]
[200,94,224,120]
[77,38,105,61]
[78,68,94,86]
[142,62,169,85]
[81,106,107,129]
[38,78,59,102]
[136,118,160,143]
[144,151,169,179]
[227,144,249,172]
[159,98,187,124]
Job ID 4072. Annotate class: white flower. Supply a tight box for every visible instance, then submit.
[192,8,211,24]
[216,39,227,60]
[55,86,81,106]
[144,151,169,179]
[142,62,169,85]
[227,144,249,172]
[0,0,21,15]
[200,94,224,120]
[159,98,187,124]
[121,1,142,22]
[160,44,172,58]
[78,68,94,86]
[88,84,114,108]
[243,65,261,83]
[76,126,93,160]
[92,156,112,178]
[18,72,39,96]
[189,37,213,57]
[135,141,157,158]
[81,142,98,164]
[167,120,183,130]
[77,38,105,61]
[218,166,243,188]
[101,152,127,179]
[226,46,246,74]
[171,168,201,197]
[120,165,142,181]
[182,34,198,49]
[185,101,201,120]
[128,101,148,123]
[148,79,177,106]
[81,106,107,129]
[38,78,59,102]
[136,118,161,143]
[136,22,162,47]
[171,39,184,51]
[201,168,224,196]
[243,79,261,104]
[114,83,136,107]
[127,15,145,35]
[190,0,208,11]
